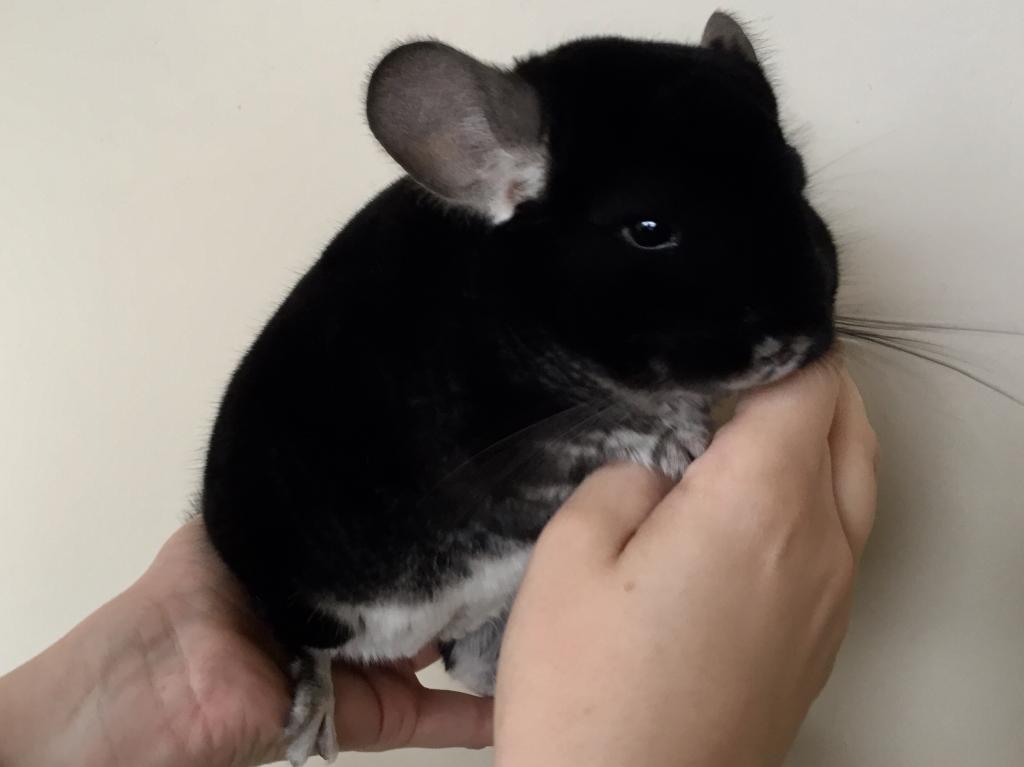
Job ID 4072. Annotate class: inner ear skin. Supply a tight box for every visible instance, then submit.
[701,11,760,66]
[366,41,548,223]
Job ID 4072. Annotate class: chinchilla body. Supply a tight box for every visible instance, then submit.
[201,13,839,764]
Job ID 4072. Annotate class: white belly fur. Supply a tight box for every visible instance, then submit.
[318,546,532,662]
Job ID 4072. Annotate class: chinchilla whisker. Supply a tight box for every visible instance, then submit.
[835,322,954,355]
[807,130,898,177]
[416,400,621,508]
[839,325,972,365]
[838,330,1024,407]
[421,401,629,527]
[836,314,1024,336]
[836,318,1018,374]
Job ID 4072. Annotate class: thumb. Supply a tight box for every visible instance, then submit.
[331,664,493,751]
[537,463,672,570]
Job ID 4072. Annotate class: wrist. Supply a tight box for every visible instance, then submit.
[0,584,207,767]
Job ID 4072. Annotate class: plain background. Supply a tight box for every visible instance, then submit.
[3,1,1023,765]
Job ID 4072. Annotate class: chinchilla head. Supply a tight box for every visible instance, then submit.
[366,12,837,395]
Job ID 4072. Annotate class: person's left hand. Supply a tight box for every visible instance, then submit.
[0,519,493,767]
[129,520,494,766]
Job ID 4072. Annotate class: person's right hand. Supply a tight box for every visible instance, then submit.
[494,357,878,767]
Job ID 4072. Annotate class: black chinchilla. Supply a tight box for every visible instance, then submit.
[201,11,838,764]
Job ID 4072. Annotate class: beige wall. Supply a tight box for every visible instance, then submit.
[2,2,1022,765]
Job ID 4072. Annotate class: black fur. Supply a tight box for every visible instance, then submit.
[202,24,837,669]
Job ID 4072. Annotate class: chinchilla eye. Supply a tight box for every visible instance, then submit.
[621,219,679,250]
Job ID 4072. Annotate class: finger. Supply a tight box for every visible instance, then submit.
[828,369,879,561]
[631,354,844,546]
[703,352,844,478]
[380,643,443,676]
[333,664,493,751]
[406,643,442,672]
[538,462,673,567]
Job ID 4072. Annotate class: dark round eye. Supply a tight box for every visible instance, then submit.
[621,219,679,250]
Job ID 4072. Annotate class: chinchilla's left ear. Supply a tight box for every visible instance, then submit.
[366,41,547,224]
[702,11,761,67]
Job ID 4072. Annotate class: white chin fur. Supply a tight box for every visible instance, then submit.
[723,336,813,391]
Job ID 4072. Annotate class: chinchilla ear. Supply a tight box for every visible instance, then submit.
[701,11,760,67]
[366,41,547,224]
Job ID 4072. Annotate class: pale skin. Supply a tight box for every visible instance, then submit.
[496,356,878,767]
[0,356,876,767]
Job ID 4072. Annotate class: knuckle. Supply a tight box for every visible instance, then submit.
[755,513,856,590]
[541,506,585,543]
[674,458,715,499]
[848,437,880,485]
[535,509,594,561]
[865,428,881,470]
[379,689,418,747]
[822,540,857,595]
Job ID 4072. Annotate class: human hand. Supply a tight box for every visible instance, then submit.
[494,358,878,767]
[0,519,492,767]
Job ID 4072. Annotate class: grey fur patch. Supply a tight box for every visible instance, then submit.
[284,650,339,766]
[443,607,510,695]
